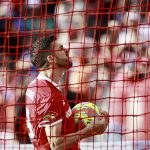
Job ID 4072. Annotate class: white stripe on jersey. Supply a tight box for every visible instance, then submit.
[38,119,63,128]
[26,89,35,101]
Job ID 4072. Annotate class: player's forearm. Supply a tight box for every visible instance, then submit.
[52,127,94,150]
[52,134,79,150]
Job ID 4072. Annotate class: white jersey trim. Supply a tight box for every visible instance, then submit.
[38,118,63,128]
[26,89,35,101]
[37,74,60,89]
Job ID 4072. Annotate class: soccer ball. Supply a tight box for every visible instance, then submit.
[72,102,100,129]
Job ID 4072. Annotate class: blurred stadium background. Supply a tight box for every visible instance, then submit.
[0,0,150,149]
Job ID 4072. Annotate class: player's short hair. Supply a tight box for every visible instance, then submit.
[31,34,55,69]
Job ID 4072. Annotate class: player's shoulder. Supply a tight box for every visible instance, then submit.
[27,78,56,96]
[26,78,47,99]
[27,77,49,88]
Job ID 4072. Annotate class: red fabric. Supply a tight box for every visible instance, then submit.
[26,77,78,150]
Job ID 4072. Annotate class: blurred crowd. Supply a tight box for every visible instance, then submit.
[0,0,150,147]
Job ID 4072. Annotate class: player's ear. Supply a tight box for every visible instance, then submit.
[47,55,56,64]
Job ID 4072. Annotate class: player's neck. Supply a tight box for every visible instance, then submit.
[40,69,64,84]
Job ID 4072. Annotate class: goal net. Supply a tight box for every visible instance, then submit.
[0,0,150,149]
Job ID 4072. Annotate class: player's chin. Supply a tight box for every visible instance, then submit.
[68,61,73,68]
[65,62,72,69]
[58,61,72,69]
[64,60,72,69]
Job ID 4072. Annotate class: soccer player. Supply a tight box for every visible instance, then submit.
[25,34,109,150]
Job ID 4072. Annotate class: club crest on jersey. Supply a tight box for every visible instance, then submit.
[43,112,58,120]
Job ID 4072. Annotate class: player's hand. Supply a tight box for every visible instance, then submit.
[89,110,109,134]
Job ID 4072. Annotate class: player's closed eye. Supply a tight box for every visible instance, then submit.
[60,45,69,56]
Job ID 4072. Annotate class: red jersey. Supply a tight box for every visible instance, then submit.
[25,75,78,150]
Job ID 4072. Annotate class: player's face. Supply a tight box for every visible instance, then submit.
[51,41,72,68]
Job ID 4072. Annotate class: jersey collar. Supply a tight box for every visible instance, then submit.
[37,74,58,87]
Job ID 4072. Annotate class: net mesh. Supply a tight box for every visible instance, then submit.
[0,0,150,149]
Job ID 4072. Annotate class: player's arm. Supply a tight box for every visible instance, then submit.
[45,110,109,150]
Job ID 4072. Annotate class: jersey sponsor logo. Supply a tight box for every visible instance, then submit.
[26,89,35,101]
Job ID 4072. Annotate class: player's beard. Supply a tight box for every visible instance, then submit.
[56,58,72,69]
